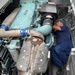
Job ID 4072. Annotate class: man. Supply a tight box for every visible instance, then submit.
[51,19,73,75]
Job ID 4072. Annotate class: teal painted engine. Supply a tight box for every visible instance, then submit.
[0,0,70,75]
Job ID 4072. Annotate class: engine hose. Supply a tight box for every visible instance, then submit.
[1,7,21,30]
[34,25,52,36]
[0,29,44,40]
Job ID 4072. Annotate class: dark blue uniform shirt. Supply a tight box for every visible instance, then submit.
[54,25,72,48]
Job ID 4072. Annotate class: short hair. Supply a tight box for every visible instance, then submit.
[54,19,66,25]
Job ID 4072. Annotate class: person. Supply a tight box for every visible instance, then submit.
[50,19,73,75]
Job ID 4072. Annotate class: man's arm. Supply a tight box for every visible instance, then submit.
[53,25,61,31]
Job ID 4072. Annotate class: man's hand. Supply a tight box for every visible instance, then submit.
[53,25,61,31]
[53,21,63,31]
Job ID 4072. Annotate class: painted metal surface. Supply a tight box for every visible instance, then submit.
[7,40,19,50]
[7,40,20,62]
[34,25,52,35]
[10,3,35,29]
[20,0,48,4]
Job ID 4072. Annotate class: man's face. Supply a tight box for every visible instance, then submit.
[56,21,63,26]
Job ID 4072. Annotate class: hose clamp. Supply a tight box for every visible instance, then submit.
[1,24,9,31]
[21,29,27,36]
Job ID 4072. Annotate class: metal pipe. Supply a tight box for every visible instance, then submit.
[1,7,21,30]
[0,29,44,40]
[34,25,52,35]
[0,29,21,37]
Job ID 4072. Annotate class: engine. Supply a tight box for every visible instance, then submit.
[0,1,58,75]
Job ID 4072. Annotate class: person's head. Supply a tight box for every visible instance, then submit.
[54,19,66,26]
